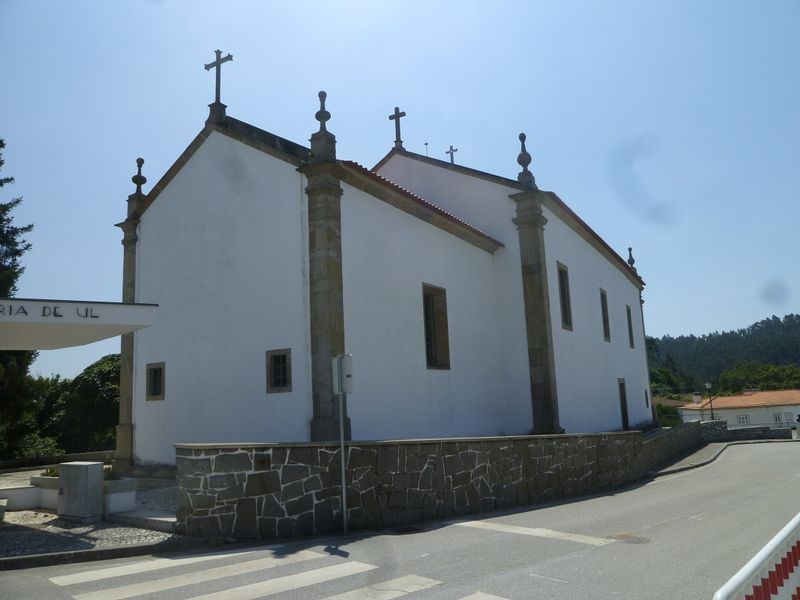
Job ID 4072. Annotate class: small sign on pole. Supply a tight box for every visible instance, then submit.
[332,354,353,534]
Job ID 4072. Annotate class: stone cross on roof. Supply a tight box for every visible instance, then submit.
[446,145,458,164]
[204,49,233,105]
[389,106,406,150]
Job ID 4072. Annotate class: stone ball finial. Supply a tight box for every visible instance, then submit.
[627,247,636,269]
[315,90,331,131]
[131,157,146,194]
[517,132,536,188]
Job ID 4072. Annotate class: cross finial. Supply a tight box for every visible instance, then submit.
[204,49,234,105]
[446,145,458,164]
[516,132,537,189]
[131,158,146,196]
[389,106,406,150]
[315,91,331,132]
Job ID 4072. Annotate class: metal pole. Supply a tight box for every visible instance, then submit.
[338,358,348,534]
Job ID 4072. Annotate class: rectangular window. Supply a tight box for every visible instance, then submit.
[737,415,750,425]
[774,412,783,424]
[618,378,629,431]
[785,412,793,423]
[266,349,292,393]
[146,362,165,401]
[600,289,611,342]
[422,284,450,369]
[626,305,635,349]
[645,389,650,408]
[557,262,573,331]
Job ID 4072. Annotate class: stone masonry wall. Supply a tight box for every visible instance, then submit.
[700,420,793,443]
[176,426,702,539]
[640,421,702,473]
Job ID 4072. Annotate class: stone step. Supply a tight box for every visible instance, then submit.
[106,509,177,533]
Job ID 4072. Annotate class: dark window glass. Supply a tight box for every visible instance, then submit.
[557,264,572,330]
[266,349,292,393]
[422,284,450,369]
[626,305,635,349]
[600,289,611,342]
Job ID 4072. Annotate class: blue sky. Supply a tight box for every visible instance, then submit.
[1,0,798,378]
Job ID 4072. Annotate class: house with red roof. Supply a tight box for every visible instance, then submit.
[679,390,800,428]
[115,55,653,469]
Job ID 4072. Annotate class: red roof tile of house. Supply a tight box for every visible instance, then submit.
[682,389,800,410]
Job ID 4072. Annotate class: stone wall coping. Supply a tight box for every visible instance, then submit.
[174,430,642,450]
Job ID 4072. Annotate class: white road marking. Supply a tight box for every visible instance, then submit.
[530,573,569,583]
[459,593,510,599]
[50,547,264,586]
[454,520,614,546]
[320,574,441,599]
[187,561,379,600]
[72,550,325,600]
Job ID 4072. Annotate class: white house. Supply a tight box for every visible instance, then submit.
[115,59,653,468]
[679,390,800,428]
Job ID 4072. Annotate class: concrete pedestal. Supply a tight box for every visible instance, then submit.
[58,461,104,524]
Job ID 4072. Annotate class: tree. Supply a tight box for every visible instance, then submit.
[0,138,36,457]
[56,354,120,452]
[0,139,32,296]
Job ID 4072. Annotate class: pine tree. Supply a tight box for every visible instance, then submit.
[0,138,37,458]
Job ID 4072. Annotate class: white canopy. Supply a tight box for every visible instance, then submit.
[0,298,157,350]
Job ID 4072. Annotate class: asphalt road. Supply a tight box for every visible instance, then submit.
[2,441,799,600]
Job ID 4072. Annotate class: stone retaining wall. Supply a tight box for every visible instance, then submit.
[700,420,793,442]
[641,421,702,472]
[176,425,702,539]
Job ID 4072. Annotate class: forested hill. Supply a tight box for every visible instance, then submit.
[648,314,800,390]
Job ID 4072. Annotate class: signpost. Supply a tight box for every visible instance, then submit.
[332,354,353,533]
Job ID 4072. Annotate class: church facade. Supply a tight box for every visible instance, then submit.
[115,63,653,468]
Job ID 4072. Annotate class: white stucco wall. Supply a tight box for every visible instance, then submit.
[378,154,653,434]
[133,131,312,465]
[542,205,652,432]
[340,183,533,440]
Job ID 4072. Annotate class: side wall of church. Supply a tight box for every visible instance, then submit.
[373,158,534,434]
[339,183,533,440]
[542,205,652,432]
[133,131,312,465]
[377,155,652,433]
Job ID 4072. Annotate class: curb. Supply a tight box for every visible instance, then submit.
[0,536,228,571]
[652,438,797,478]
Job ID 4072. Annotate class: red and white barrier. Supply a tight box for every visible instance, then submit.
[714,512,800,599]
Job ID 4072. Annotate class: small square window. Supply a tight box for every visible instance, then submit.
[266,349,292,393]
[422,283,450,369]
[146,362,165,401]
[557,262,573,331]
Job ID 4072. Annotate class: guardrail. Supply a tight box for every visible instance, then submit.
[713,512,800,599]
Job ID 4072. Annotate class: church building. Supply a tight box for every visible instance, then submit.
[116,52,653,468]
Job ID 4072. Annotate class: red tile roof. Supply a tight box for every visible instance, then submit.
[682,390,800,410]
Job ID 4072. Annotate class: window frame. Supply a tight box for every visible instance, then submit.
[145,362,165,401]
[626,304,635,349]
[266,349,292,394]
[557,262,573,331]
[600,288,611,342]
[422,283,451,370]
